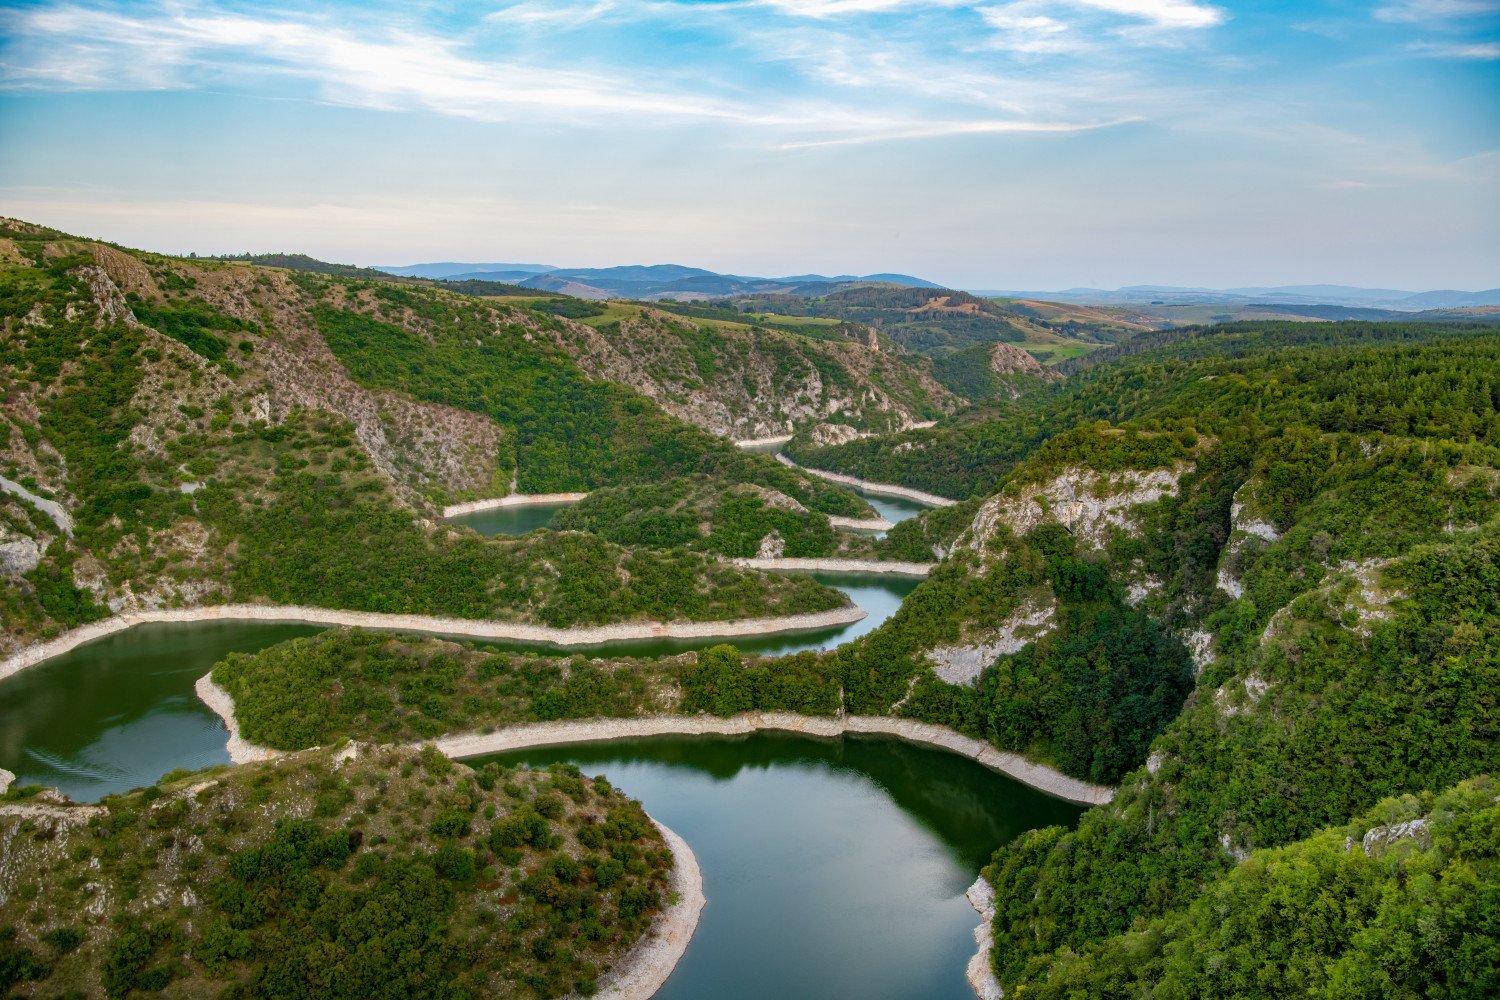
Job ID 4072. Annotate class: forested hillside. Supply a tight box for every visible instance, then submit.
[788,321,1500,499]
[530,301,958,438]
[717,284,1142,358]
[0,219,879,656]
[0,744,676,998]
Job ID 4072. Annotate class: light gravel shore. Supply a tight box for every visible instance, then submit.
[733,556,932,577]
[435,714,1114,806]
[579,817,704,1000]
[775,455,958,508]
[0,603,867,684]
[442,493,589,518]
[733,435,793,448]
[965,876,1004,1000]
[827,514,896,531]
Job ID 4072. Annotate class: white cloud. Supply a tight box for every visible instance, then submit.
[1375,0,1500,24]
[1062,0,1223,30]
[1411,40,1500,57]
[1,2,1128,146]
[775,114,1136,147]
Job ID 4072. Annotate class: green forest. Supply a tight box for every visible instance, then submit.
[0,745,673,999]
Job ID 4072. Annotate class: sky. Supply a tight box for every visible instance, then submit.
[0,0,1497,290]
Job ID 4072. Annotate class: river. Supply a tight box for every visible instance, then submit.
[477,732,1082,999]
[0,574,914,802]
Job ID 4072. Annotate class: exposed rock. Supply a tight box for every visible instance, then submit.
[1183,629,1216,672]
[1216,566,1245,599]
[965,464,1190,555]
[756,530,786,558]
[1214,672,1271,717]
[927,597,1056,686]
[732,482,808,514]
[965,876,1004,1000]
[1356,818,1429,857]
[542,309,959,439]
[809,422,862,448]
[0,537,41,577]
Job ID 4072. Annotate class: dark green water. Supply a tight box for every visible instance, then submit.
[0,576,913,802]
[0,621,322,802]
[477,732,1083,1000]
[445,501,575,535]
[859,488,929,528]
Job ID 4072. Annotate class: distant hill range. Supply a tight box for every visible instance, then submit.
[977,283,1500,312]
[371,261,943,300]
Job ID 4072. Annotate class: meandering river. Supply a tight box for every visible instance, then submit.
[477,733,1081,999]
[0,493,1081,999]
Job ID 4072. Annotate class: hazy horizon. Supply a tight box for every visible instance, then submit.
[2,0,1497,289]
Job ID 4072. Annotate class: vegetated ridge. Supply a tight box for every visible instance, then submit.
[0,742,676,998]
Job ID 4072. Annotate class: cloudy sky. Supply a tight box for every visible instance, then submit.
[1,0,1496,289]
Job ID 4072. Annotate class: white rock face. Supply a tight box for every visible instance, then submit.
[964,464,1190,555]
[0,537,41,577]
[1357,818,1429,857]
[1183,629,1216,672]
[927,599,1056,686]
[965,876,1005,1000]
[1214,672,1271,717]
[809,422,863,447]
[756,530,786,558]
[1216,566,1245,599]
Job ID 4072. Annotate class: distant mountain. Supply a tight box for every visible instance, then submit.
[372,262,943,300]
[975,284,1499,311]
[1394,288,1500,309]
[374,261,557,279]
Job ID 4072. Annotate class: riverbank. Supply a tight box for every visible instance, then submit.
[443,492,589,517]
[733,434,793,449]
[733,556,932,577]
[776,455,959,508]
[584,816,704,1000]
[199,688,1110,805]
[0,603,868,683]
[965,877,1003,1000]
[827,514,895,531]
[432,715,1113,806]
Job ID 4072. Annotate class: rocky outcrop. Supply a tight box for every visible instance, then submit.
[965,464,1189,555]
[544,308,959,439]
[965,877,1004,1000]
[1216,479,1280,598]
[927,597,1055,685]
[0,476,73,536]
[0,536,41,577]
[809,422,862,448]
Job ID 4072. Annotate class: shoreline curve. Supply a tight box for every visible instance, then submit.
[584,815,704,1000]
[775,455,958,508]
[435,714,1113,806]
[733,556,932,577]
[195,676,1112,807]
[0,602,867,684]
[443,493,589,518]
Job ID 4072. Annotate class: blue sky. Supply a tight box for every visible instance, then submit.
[1,0,1496,289]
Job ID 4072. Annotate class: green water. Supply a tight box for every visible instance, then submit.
[0,621,323,802]
[858,488,929,528]
[445,501,576,535]
[477,732,1083,1000]
[0,576,913,802]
